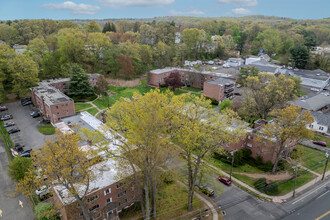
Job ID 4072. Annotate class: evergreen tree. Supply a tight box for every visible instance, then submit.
[102,21,111,33]
[69,64,93,97]
[290,43,310,69]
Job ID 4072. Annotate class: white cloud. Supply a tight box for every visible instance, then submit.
[42,1,101,15]
[232,7,253,15]
[218,0,257,7]
[169,8,204,16]
[99,0,175,8]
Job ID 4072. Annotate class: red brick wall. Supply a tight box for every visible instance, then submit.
[203,82,221,102]
[49,101,75,124]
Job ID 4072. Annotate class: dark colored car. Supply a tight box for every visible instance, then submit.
[0,106,8,111]
[313,141,327,147]
[30,111,41,118]
[19,148,32,155]
[20,153,31,158]
[4,121,15,127]
[22,100,32,106]
[1,114,13,121]
[21,97,31,103]
[14,143,24,152]
[8,128,20,134]
[218,176,232,186]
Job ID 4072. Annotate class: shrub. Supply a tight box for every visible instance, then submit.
[255,156,263,166]
[264,182,279,195]
[260,161,273,172]
[254,178,267,191]
[160,171,174,184]
[35,202,58,220]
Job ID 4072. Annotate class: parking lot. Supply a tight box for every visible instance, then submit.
[3,101,54,150]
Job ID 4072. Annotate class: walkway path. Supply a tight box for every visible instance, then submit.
[76,95,104,118]
[233,171,291,180]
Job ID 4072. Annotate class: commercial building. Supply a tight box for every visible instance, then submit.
[148,68,235,102]
[53,112,139,220]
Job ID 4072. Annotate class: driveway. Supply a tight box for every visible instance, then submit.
[300,140,330,152]
[5,102,54,150]
[0,139,34,220]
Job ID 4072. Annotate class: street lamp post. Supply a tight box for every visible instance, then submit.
[292,163,301,197]
[229,150,238,182]
[322,152,329,181]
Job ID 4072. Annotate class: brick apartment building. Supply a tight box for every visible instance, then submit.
[31,74,100,124]
[53,112,140,220]
[224,119,297,163]
[53,156,139,220]
[31,85,75,124]
[148,68,235,102]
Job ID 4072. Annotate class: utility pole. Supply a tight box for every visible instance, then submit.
[322,152,329,181]
[292,163,301,197]
[229,150,238,181]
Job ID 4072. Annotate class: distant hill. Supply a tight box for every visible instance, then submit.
[68,15,330,26]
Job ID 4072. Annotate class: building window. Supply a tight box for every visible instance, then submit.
[131,186,134,191]
[119,199,128,206]
[104,188,111,195]
[319,126,324,131]
[248,136,253,140]
[89,204,99,212]
[107,198,112,203]
[56,106,58,109]
[247,143,252,148]
[66,104,68,106]
[87,195,98,203]
[309,124,314,128]
[116,182,125,189]
[118,190,127,198]
[107,210,114,216]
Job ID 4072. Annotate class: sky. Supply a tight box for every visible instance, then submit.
[0,0,329,20]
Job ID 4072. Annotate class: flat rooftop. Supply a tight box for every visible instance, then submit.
[39,74,100,87]
[150,67,233,78]
[32,85,73,106]
[206,77,236,86]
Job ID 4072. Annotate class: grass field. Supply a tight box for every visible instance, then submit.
[37,123,55,135]
[181,87,202,93]
[86,107,98,116]
[297,144,330,173]
[74,103,92,112]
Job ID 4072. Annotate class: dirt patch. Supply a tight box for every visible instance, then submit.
[234,171,291,181]
[106,78,141,87]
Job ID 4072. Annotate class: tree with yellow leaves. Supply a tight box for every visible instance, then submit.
[171,95,246,211]
[241,73,297,120]
[259,105,314,173]
[16,131,97,220]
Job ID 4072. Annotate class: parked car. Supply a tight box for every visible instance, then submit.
[218,176,232,186]
[313,140,327,147]
[4,121,15,127]
[0,106,8,111]
[22,100,32,106]
[14,143,24,152]
[20,152,31,158]
[31,111,41,118]
[1,114,13,121]
[21,97,31,103]
[200,186,214,197]
[19,148,32,155]
[8,128,20,134]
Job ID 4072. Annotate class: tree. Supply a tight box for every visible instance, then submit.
[164,70,184,91]
[218,99,232,112]
[0,24,18,45]
[241,73,297,120]
[259,105,314,173]
[16,131,97,220]
[172,95,246,211]
[102,21,116,33]
[8,156,33,182]
[69,64,93,97]
[104,89,179,219]
[182,28,202,59]
[116,55,135,80]
[85,20,101,33]
[9,53,39,97]
[34,202,58,220]
[139,24,156,45]
[237,66,259,86]
[290,43,310,69]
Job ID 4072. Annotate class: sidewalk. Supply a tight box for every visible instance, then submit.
[201,157,330,203]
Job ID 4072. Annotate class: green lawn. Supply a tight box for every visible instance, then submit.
[313,133,330,148]
[156,182,204,220]
[92,81,189,110]
[38,124,55,135]
[86,107,98,116]
[297,144,330,173]
[181,87,202,93]
[74,103,92,112]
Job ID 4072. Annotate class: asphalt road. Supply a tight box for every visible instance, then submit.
[5,101,54,150]
[0,138,34,220]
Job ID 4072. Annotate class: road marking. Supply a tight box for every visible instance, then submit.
[315,210,330,220]
[292,181,329,204]
[0,209,2,217]
[19,200,23,208]
[316,191,329,200]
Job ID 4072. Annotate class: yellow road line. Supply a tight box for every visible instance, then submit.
[315,210,330,220]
